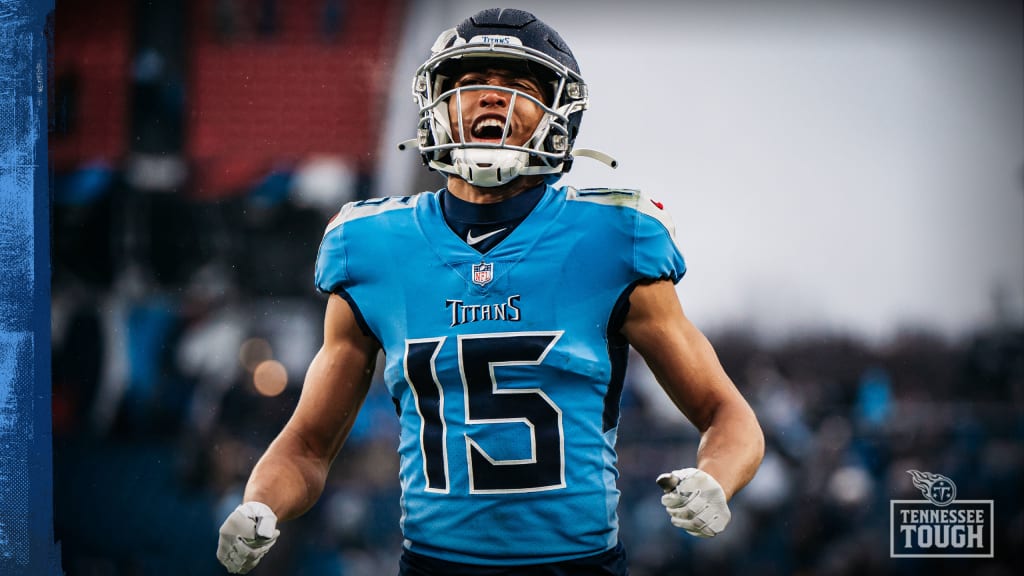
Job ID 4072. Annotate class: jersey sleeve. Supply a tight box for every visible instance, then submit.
[314,205,352,294]
[633,191,687,283]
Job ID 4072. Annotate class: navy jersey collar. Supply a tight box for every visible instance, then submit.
[440,184,547,253]
[440,184,546,228]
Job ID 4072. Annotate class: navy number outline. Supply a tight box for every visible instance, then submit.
[404,331,565,494]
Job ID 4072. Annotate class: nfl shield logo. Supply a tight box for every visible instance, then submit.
[472,262,493,286]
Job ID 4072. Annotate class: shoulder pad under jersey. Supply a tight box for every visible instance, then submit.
[567,187,676,238]
[324,194,421,235]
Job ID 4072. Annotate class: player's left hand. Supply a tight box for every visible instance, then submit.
[657,468,731,538]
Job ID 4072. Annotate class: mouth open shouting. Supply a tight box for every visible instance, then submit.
[447,67,547,149]
[469,113,511,143]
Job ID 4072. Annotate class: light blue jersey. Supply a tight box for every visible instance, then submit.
[315,184,685,565]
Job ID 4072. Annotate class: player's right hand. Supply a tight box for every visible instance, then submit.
[217,501,280,574]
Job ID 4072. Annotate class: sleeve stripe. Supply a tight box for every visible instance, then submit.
[324,194,421,236]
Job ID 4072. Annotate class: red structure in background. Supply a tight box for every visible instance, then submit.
[49,0,133,172]
[187,0,406,199]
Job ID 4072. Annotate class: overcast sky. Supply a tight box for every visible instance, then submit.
[379,0,1024,343]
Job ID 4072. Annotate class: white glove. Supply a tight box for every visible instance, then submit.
[217,501,280,574]
[657,468,731,538]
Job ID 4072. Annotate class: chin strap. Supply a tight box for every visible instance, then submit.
[397,139,620,172]
[571,148,618,169]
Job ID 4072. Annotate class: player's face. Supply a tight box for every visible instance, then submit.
[447,67,546,147]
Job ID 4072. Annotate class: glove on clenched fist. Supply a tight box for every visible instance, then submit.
[657,468,731,538]
[217,502,280,574]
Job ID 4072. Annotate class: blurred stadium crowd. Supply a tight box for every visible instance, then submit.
[49,1,1022,575]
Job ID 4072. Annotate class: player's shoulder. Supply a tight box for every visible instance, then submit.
[565,186,659,212]
[324,193,424,235]
[563,186,674,232]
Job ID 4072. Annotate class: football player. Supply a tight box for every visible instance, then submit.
[217,8,764,575]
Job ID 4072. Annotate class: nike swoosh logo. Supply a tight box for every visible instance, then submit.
[466,228,507,246]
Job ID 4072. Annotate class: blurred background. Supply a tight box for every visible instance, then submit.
[49,0,1022,575]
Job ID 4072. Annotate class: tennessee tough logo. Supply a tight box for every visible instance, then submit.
[890,469,993,558]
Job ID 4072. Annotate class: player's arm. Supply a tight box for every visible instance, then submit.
[245,293,380,518]
[217,293,379,573]
[620,279,764,535]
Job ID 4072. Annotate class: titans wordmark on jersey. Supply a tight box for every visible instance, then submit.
[315,185,685,565]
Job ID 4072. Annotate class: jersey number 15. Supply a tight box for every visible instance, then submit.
[404,332,566,494]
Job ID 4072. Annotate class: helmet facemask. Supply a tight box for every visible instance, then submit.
[412,39,589,187]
